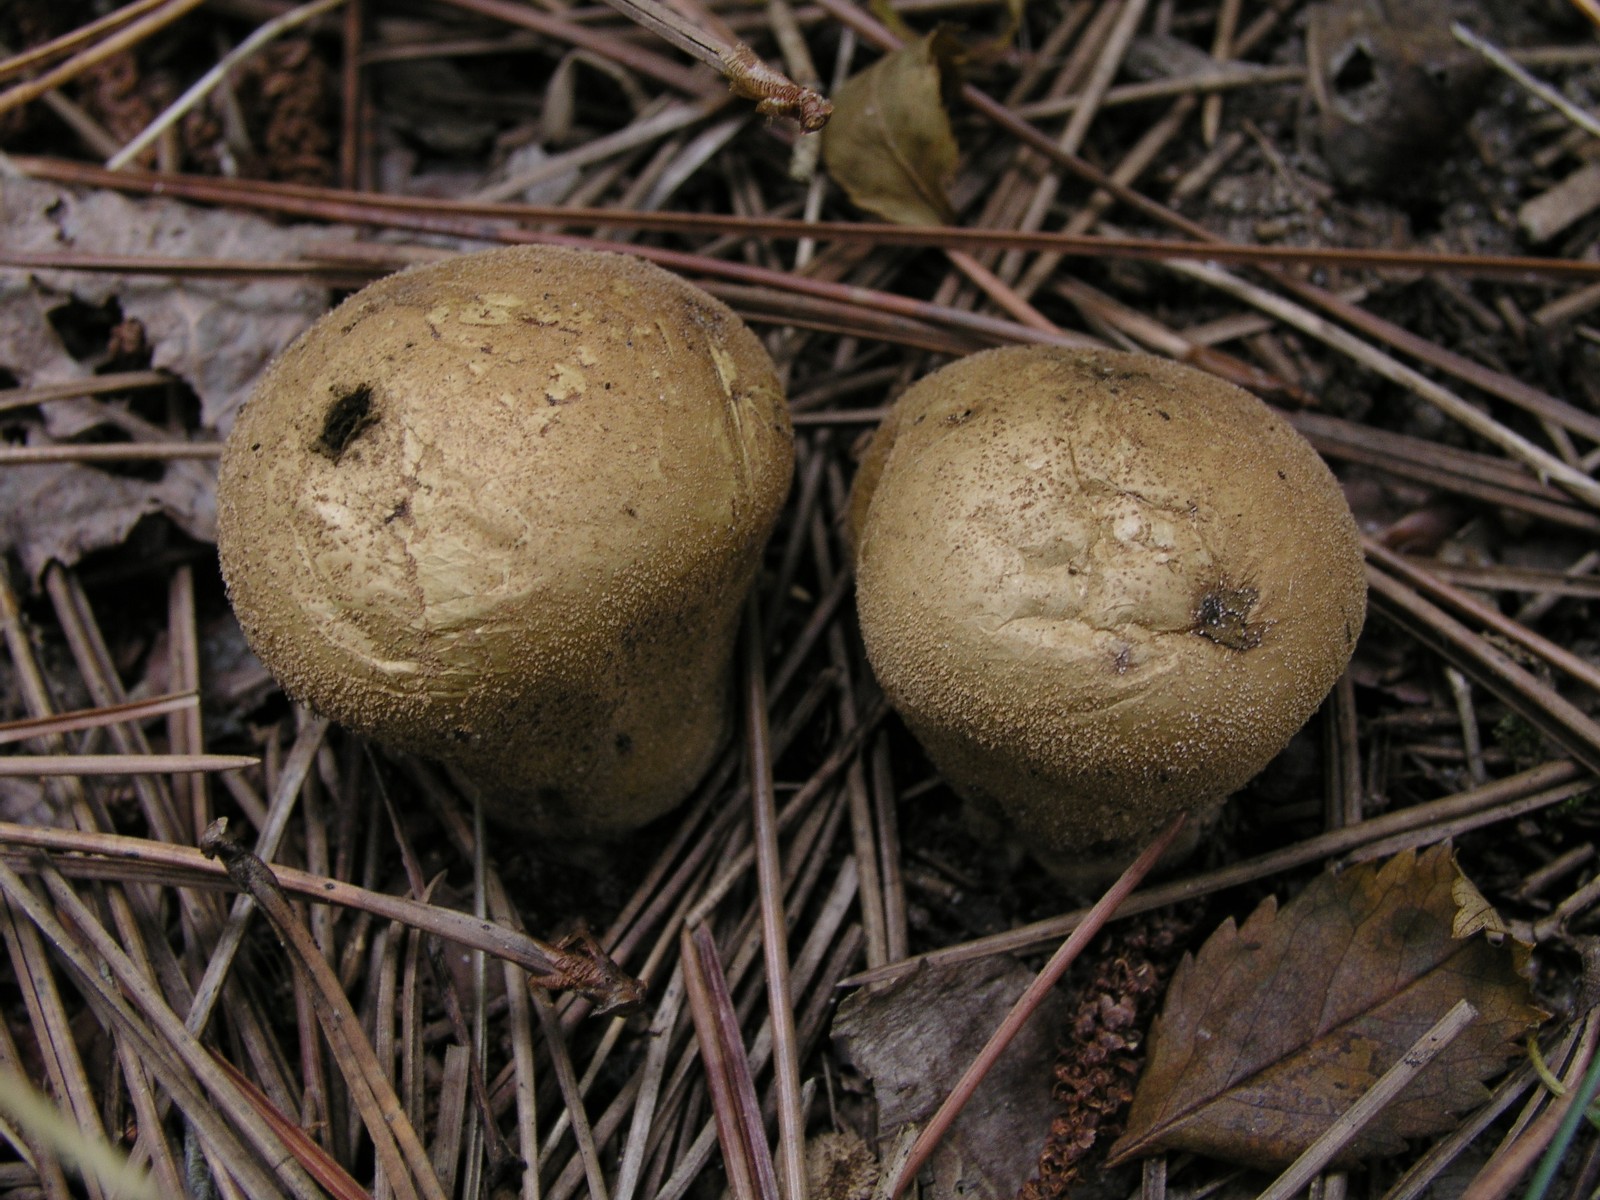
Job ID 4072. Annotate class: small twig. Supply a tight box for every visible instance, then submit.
[1445,668,1489,786]
[0,1068,160,1200]
[613,960,686,1200]
[107,0,347,169]
[0,0,206,118]
[1452,22,1600,140]
[675,928,774,1196]
[200,819,447,1200]
[16,160,1600,284]
[841,759,1588,987]
[0,369,174,414]
[742,597,807,1200]
[1017,64,1305,121]
[0,691,197,746]
[1202,0,1243,145]
[0,753,256,777]
[721,42,832,130]
[602,0,830,129]
[1256,1000,1479,1200]
[0,0,175,84]
[532,988,611,1200]
[0,818,644,1010]
[185,716,330,1038]
[888,812,1189,1197]
[0,443,222,465]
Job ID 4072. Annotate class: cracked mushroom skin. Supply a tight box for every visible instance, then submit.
[850,345,1365,878]
[217,245,793,838]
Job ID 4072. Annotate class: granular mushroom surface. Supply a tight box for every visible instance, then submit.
[219,245,793,837]
[851,345,1366,876]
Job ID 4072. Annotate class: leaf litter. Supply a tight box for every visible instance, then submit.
[1109,843,1547,1171]
[821,30,964,226]
[0,175,354,576]
[1,175,342,433]
[833,954,1070,1200]
[3,2,1600,1200]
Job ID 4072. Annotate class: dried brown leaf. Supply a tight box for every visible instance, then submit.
[821,32,961,226]
[0,457,215,581]
[832,955,1067,1200]
[1,176,341,433]
[1108,845,1544,1170]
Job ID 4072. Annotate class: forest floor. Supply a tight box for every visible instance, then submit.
[1,1,1600,1198]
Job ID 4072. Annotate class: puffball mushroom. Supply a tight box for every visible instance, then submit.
[850,345,1365,879]
[217,245,793,839]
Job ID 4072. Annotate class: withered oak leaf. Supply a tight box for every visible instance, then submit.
[1108,844,1544,1170]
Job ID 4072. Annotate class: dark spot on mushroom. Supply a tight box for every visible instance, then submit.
[945,409,973,426]
[452,728,471,744]
[1156,409,1171,421]
[384,500,409,524]
[318,384,377,461]
[615,732,633,756]
[1278,470,1287,480]
[250,442,261,452]
[1332,41,1377,95]
[1193,581,1263,651]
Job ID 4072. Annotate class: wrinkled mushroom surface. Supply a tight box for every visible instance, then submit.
[851,345,1366,873]
[219,245,793,837]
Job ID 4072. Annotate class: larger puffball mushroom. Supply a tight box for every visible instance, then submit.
[218,245,794,838]
[850,345,1365,879]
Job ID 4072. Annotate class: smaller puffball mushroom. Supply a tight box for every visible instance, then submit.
[218,245,793,839]
[850,345,1365,881]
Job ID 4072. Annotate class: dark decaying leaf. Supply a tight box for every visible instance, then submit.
[1108,845,1544,1170]
[832,954,1068,1200]
[820,31,962,226]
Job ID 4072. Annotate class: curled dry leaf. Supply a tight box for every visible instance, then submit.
[1108,844,1544,1170]
[820,31,963,226]
[2,177,341,433]
[0,178,353,576]
[0,459,216,582]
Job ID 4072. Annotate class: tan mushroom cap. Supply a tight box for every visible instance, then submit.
[852,345,1366,867]
[218,245,793,837]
